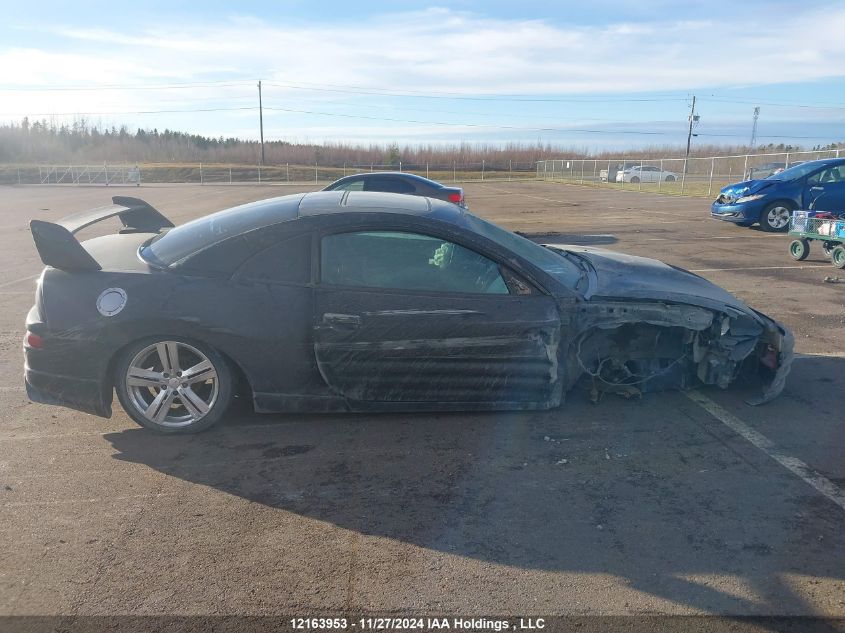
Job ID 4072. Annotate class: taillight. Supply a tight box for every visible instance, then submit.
[447,192,463,204]
[24,331,43,349]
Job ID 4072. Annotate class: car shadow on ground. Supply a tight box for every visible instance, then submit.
[103,356,845,617]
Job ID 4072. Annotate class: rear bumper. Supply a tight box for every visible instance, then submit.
[25,366,112,417]
[23,320,113,418]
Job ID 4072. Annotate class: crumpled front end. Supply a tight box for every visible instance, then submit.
[564,301,793,405]
[710,179,774,224]
[747,312,794,405]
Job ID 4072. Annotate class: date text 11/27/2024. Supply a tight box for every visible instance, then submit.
[290,618,546,631]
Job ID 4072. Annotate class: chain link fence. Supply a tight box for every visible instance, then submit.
[5,152,843,195]
[0,163,143,186]
[537,149,844,197]
[0,160,537,186]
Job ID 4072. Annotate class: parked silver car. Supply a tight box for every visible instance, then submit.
[616,165,678,184]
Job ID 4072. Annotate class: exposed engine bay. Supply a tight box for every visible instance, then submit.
[563,301,793,405]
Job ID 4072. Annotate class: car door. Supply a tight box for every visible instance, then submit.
[312,228,562,408]
[804,165,845,211]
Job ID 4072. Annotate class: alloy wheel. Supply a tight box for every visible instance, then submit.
[766,206,791,230]
[124,341,219,428]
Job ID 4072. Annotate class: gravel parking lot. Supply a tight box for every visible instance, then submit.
[1,182,843,623]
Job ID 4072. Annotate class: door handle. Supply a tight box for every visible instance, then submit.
[810,186,824,191]
[322,313,361,329]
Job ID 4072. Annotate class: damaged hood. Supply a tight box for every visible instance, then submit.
[717,179,777,202]
[547,245,752,314]
[547,245,795,405]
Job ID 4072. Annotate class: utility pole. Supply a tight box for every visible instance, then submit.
[258,80,265,165]
[750,106,760,149]
[684,95,698,173]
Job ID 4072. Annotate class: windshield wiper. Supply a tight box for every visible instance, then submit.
[544,246,591,292]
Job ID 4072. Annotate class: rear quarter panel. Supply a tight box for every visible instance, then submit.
[39,266,321,400]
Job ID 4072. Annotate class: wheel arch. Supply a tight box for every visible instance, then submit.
[104,333,256,405]
[759,198,797,217]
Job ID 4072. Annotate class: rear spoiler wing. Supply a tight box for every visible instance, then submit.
[30,196,173,271]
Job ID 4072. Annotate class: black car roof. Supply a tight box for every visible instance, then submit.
[327,172,446,187]
[300,190,430,216]
[785,157,845,168]
[142,191,465,266]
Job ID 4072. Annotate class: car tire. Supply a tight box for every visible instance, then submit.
[789,239,810,261]
[832,246,845,269]
[760,201,794,232]
[114,337,233,434]
[665,175,676,182]
[630,176,640,184]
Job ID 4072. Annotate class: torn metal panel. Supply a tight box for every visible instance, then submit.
[563,299,792,405]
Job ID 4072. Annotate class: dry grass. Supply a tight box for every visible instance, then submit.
[0,161,538,186]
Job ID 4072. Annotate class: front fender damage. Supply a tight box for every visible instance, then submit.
[565,301,793,405]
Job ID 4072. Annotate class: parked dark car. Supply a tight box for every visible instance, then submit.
[323,172,465,207]
[712,158,845,231]
[25,193,792,433]
[744,161,807,180]
[744,162,786,180]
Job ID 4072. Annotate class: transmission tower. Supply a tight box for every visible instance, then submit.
[750,107,760,149]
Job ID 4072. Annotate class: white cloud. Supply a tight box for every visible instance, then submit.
[4,7,844,92]
[2,6,845,141]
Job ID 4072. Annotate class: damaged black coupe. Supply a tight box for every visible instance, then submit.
[25,192,793,433]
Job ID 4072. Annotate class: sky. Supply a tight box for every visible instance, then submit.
[1,0,845,151]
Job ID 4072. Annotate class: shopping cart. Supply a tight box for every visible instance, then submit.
[788,210,845,268]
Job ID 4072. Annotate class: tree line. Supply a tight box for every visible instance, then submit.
[0,118,840,167]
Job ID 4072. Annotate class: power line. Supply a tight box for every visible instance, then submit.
[262,106,671,135]
[263,82,690,103]
[249,93,687,124]
[704,96,845,111]
[1,78,842,113]
[3,103,841,141]
[0,80,255,92]
[698,132,842,140]
[0,82,687,121]
[267,78,693,100]
[4,75,843,118]
[1,104,672,135]
[4,106,257,116]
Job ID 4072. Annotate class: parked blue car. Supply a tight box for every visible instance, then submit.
[711,158,845,232]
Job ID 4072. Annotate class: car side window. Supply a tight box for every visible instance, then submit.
[331,178,365,191]
[320,231,510,294]
[365,177,415,194]
[809,166,845,184]
[236,233,311,284]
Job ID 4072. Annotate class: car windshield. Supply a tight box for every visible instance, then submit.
[464,213,583,290]
[767,161,832,181]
